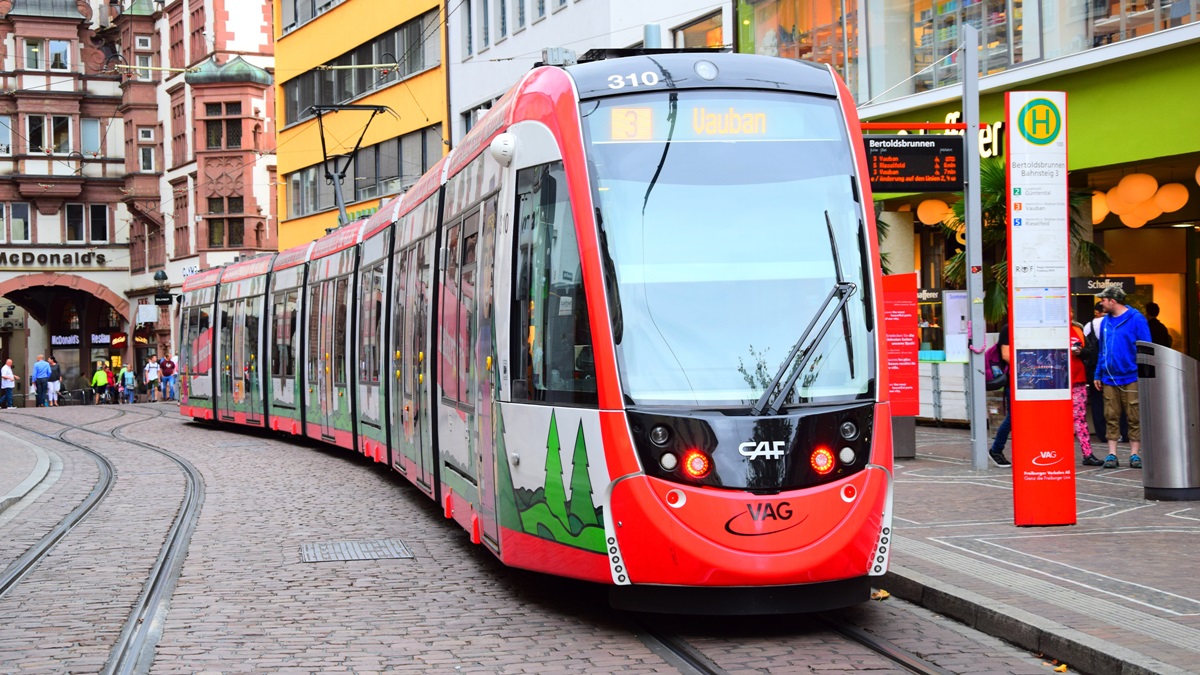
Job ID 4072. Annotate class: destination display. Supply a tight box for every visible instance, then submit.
[865,135,963,192]
[592,94,844,144]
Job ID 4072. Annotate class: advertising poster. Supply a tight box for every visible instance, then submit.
[882,273,920,417]
[1006,91,1076,526]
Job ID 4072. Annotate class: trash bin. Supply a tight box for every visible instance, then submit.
[1136,341,1200,501]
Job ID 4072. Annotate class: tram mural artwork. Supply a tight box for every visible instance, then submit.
[179,51,894,612]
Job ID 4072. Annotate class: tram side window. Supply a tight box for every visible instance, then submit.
[333,277,349,386]
[272,291,298,378]
[511,161,597,405]
[359,266,384,383]
[308,285,321,381]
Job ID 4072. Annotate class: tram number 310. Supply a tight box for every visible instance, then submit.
[607,72,661,89]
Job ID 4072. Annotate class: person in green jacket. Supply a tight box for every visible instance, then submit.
[92,363,108,405]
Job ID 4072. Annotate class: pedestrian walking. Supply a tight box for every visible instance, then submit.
[119,364,137,404]
[1094,286,1151,469]
[144,354,161,402]
[47,356,61,406]
[105,365,117,404]
[1,358,17,409]
[32,354,51,408]
[1083,302,1127,443]
[1146,302,1173,348]
[1071,313,1102,466]
[91,363,108,405]
[988,324,1013,467]
[160,352,177,401]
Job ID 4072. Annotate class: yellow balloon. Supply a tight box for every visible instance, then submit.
[1120,212,1147,229]
[1154,183,1189,213]
[917,199,950,225]
[1106,187,1135,215]
[1133,198,1163,222]
[1092,191,1109,224]
[1117,173,1158,205]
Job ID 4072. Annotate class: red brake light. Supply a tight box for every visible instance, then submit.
[682,449,712,479]
[811,447,835,475]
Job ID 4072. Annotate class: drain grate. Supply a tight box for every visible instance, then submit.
[300,538,414,563]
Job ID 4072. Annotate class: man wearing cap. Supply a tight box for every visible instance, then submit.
[1093,286,1151,469]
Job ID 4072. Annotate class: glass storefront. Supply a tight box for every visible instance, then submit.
[737,0,1198,103]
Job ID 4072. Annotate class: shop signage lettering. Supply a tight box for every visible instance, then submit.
[111,333,127,348]
[91,333,111,345]
[1069,277,1135,294]
[0,251,108,267]
[917,289,941,302]
[941,111,1006,158]
[51,334,80,346]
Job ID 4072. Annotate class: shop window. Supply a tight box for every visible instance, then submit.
[674,11,723,48]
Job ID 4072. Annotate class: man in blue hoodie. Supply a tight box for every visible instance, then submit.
[1093,285,1151,469]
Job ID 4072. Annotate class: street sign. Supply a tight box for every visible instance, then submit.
[154,293,173,306]
[864,135,964,192]
[1070,276,1135,295]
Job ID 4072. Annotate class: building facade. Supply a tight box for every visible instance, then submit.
[448,0,732,145]
[275,0,446,249]
[0,0,276,399]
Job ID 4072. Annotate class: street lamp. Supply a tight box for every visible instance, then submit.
[153,269,168,290]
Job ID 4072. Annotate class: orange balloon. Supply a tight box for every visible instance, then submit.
[1195,164,1200,187]
[1106,187,1135,215]
[1092,191,1109,224]
[1120,212,1147,228]
[917,199,950,225]
[1117,173,1158,204]
[1133,199,1163,222]
[1154,183,1189,213]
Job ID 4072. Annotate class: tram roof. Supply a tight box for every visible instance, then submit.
[397,155,448,218]
[310,222,362,260]
[359,196,403,240]
[181,267,223,292]
[564,51,836,99]
[272,241,314,271]
[220,253,276,283]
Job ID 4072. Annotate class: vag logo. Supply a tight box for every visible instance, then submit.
[739,440,786,460]
[1017,98,1062,145]
[724,501,807,537]
[1031,450,1063,467]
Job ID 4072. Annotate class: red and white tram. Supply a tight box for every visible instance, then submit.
[179,50,893,612]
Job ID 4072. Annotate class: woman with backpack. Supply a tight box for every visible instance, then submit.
[987,325,1013,467]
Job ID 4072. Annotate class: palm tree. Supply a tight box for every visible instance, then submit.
[939,156,1111,323]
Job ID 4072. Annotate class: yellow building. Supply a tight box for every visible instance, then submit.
[275,0,447,248]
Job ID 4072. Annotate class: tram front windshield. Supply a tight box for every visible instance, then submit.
[582,89,872,408]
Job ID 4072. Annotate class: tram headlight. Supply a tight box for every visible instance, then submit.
[649,425,671,446]
[694,60,719,81]
[811,447,836,475]
[682,449,712,479]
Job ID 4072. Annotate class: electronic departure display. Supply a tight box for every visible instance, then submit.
[865,135,963,192]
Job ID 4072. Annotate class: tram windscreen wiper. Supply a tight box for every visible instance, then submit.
[750,212,857,417]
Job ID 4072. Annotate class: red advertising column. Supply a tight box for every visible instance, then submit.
[882,273,920,417]
[1006,92,1076,526]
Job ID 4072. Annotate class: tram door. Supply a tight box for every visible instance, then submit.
[244,295,263,425]
[218,300,235,421]
[311,276,351,443]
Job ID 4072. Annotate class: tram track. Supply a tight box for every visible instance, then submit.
[634,610,953,675]
[0,406,206,675]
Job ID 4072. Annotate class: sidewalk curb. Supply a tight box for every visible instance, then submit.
[0,428,52,515]
[884,565,1193,675]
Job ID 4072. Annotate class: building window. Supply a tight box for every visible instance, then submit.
[482,0,490,48]
[135,35,153,50]
[500,0,508,38]
[140,146,155,172]
[206,196,245,249]
[9,204,30,243]
[171,90,188,167]
[517,0,526,29]
[63,303,80,331]
[204,102,242,149]
[136,54,153,80]
[173,181,190,257]
[0,116,11,154]
[282,9,440,125]
[169,10,185,69]
[130,219,146,273]
[674,11,723,48]
[555,0,566,9]
[52,116,70,153]
[189,3,207,61]
[27,116,46,153]
[21,39,65,70]
[465,0,474,55]
[82,118,102,155]
[90,205,109,243]
[281,0,349,34]
[24,39,42,69]
[66,204,85,242]
[49,40,70,70]
[536,0,546,20]
[138,127,155,142]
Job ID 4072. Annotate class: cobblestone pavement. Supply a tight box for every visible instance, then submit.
[2,406,1060,673]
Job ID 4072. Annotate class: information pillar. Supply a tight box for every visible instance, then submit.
[1006,92,1076,526]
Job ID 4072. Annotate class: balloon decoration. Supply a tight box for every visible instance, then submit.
[1091,191,1109,224]
[1132,198,1163,223]
[1154,183,1189,213]
[917,199,951,225]
[1195,164,1200,187]
[1117,173,1158,204]
[1120,213,1147,229]
[1106,187,1135,215]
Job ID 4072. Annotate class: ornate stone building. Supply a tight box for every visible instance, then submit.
[0,0,275,398]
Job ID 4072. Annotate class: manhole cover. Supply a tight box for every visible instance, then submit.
[300,538,414,563]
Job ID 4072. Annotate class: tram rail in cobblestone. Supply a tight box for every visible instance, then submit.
[816,611,953,675]
[0,408,205,675]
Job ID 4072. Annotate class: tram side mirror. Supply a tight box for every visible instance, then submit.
[490,133,516,167]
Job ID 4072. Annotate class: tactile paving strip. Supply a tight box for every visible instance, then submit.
[300,538,414,563]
